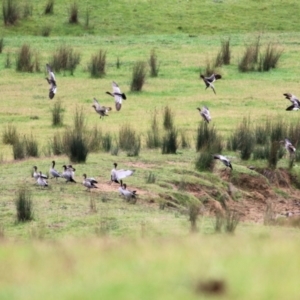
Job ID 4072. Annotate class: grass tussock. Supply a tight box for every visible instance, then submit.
[64,131,89,163]
[0,38,4,53]
[5,52,11,68]
[51,101,64,126]
[189,202,201,232]
[24,134,39,157]
[12,138,26,160]
[101,132,113,152]
[119,124,141,156]
[145,172,156,184]
[268,141,280,169]
[2,0,19,25]
[51,132,64,156]
[149,49,159,77]
[130,61,146,92]
[15,186,34,222]
[258,43,283,72]
[162,128,178,154]
[163,106,174,131]
[50,45,81,75]
[195,151,215,172]
[2,123,18,145]
[89,49,106,78]
[180,130,190,149]
[88,126,102,152]
[221,38,231,65]
[146,111,161,149]
[227,117,255,160]
[41,26,52,37]
[69,2,78,24]
[238,36,260,72]
[22,1,32,18]
[16,44,40,73]
[196,122,222,153]
[44,0,54,15]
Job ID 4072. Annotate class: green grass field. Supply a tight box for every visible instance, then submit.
[1,1,300,299]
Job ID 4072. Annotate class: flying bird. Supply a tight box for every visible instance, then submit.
[92,98,112,119]
[197,106,211,123]
[200,73,222,94]
[106,81,127,111]
[82,174,98,191]
[111,163,135,184]
[280,138,296,156]
[213,154,233,170]
[284,93,300,111]
[45,64,57,99]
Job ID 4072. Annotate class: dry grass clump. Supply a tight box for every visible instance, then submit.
[44,0,54,15]
[0,38,4,53]
[149,49,159,77]
[50,45,81,75]
[88,49,107,78]
[2,123,18,145]
[119,124,141,156]
[130,61,147,92]
[16,44,40,72]
[69,2,78,24]
[15,186,34,222]
[2,0,19,25]
[51,101,64,126]
[146,111,161,149]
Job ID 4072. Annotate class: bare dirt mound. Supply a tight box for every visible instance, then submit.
[181,169,300,224]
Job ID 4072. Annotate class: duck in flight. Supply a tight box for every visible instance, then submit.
[106,81,127,111]
[213,154,233,170]
[197,106,211,123]
[45,64,57,99]
[92,98,112,119]
[200,73,222,94]
[284,93,300,111]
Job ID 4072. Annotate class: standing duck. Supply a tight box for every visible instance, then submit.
[45,64,57,99]
[92,98,112,119]
[111,163,135,184]
[50,161,61,180]
[200,73,222,94]
[82,174,98,191]
[33,166,48,180]
[197,106,211,123]
[106,81,127,111]
[213,154,233,170]
[119,181,137,201]
[62,165,76,183]
[37,172,48,187]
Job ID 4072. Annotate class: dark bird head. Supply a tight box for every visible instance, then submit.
[83,174,87,179]
[113,162,117,168]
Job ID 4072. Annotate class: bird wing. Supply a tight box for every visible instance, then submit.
[93,98,101,110]
[115,169,135,180]
[205,74,216,83]
[46,64,56,82]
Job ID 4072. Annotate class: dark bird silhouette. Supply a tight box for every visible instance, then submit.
[197,106,211,123]
[106,81,127,111]
[200,73,222,94]
[45,64,57,99]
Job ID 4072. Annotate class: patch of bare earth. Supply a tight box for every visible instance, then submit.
[177,168,300,224]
